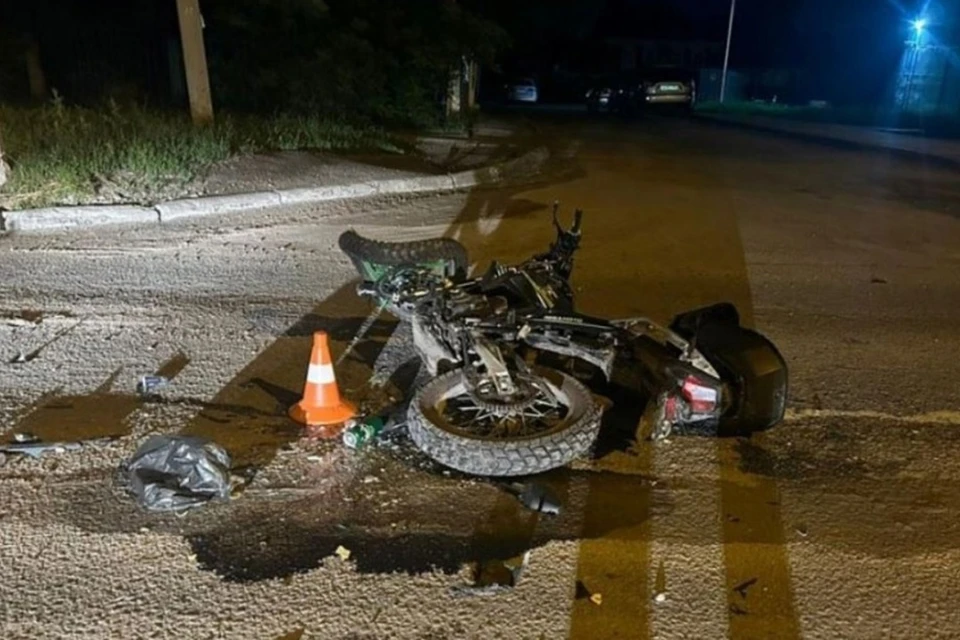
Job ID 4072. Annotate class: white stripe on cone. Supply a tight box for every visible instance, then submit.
[306,362,336,384]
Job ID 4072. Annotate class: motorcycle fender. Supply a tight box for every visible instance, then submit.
[696,324,788,435]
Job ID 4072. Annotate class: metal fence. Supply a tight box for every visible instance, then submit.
[894,43,960,114]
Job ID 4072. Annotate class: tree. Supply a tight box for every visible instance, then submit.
[203,0,506,124]
[0,1,52,103]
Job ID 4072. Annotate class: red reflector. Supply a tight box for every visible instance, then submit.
[681,376,718,413]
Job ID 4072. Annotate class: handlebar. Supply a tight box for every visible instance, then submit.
[552,202,584,236]
[571,209,583,235]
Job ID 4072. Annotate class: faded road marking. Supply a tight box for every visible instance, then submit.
[718,438,801,639]
[785,408,960,425]
[568,459,653,640]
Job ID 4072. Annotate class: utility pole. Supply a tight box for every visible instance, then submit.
[720,0,737,103]
[444,0,462,118]
[175,0,214,124]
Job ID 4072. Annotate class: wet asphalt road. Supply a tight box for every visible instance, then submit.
[2,113,960,639]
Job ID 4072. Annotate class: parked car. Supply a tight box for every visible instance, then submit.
[634,68,696,110]
[585,74,619,113]
[585,86,615,113]
[506,78,538,103]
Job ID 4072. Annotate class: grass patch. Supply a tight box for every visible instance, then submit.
[0,102,394,209]
[695,101,881,125]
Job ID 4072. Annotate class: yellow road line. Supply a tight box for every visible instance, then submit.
[569,450,653,640]
[718,438,801,639]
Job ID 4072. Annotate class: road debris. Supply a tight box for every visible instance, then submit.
[7,319,84,365]
[575,579,603,604]
[0,439,83,459]
[654,558,667,603]
[137,375,170,396]
[334,545,352,561]
[733,577,758,599]
[453,552,530,596]
[343,416,386,449]
[509,481,562,515]
[124,435,232,512]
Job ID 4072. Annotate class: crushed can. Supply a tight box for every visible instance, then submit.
[137,375,170,396]
[342,416,386,450]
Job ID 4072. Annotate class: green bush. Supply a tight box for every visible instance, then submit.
[0,103,390,209]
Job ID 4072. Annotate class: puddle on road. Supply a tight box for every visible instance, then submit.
[189,529,545,581]
[8,393,141,442]
[735,436,905,480]
[3,353,192,444]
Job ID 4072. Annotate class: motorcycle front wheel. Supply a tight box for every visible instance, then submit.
[408,366,602,476]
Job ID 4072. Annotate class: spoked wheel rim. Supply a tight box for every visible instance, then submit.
[419,368,586,442]
[408,366,602,476]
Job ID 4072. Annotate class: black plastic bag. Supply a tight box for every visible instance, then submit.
[125,435,231,512]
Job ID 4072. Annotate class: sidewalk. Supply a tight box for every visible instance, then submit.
[698,112,960,166]
[0,118,534,233]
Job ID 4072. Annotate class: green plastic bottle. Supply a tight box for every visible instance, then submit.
[342,416,386,449]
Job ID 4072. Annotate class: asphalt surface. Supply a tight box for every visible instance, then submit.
[2,113,960,640]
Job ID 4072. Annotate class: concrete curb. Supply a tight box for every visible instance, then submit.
[155,191,282,222]
[1,205,159,232]
[0,150,539,233]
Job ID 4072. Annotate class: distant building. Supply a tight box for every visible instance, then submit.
[592,0,725,73]
[605,37,723,71]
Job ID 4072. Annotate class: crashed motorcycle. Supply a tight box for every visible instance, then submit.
[338,205,787,476]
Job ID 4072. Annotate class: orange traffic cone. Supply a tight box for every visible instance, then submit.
[290,331,356,437]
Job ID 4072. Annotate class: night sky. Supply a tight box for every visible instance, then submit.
[0,0,935,107]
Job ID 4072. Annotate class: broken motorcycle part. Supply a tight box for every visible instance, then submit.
[509,481,562,514]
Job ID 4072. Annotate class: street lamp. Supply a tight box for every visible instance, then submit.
[719,0,737,103]
[904,17,927,111]
[912,17,927,47]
